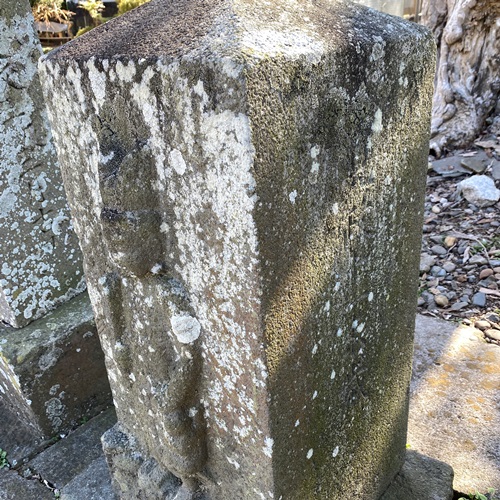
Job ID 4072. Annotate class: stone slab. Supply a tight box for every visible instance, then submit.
[23,408,117,490]
[0,468,53,500]
[381,450,454,500]
[409,314,500,495]
[0,0,84,328]
[60,456,115,500]
[0,292,112,463]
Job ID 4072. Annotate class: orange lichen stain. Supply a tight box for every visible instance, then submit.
[466,396,485,405]
[462,439,477,451]
[480,363,500,375]
[442,363,456,373]
[480,379,499,390]
[427,373,450,389]
[483,351,499,362]
[465,361,479,370]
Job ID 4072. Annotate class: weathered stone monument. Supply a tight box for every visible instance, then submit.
[0,0,111,463]
[40,0,435,497]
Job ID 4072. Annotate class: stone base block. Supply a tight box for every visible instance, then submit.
[0,292,112,464]
[381,450,454,500]
[102,423,187,500]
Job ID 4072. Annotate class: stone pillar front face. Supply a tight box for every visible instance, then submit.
[0,0,83,327]
[40,1,435,498]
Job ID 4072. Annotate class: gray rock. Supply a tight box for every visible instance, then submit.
[430,235,444,245]
[60,456,115,500]
[431,266,445,277]
[420,253,437,273]
[458,175,500,208]
[470,254,488,265]
[0,469,53,500]
[442,262,456,273]
[460,157,487,174]
[380,450,453,500]
[24,409,116,490]
[450,301,468,311]
[0,293,112,463]
[491,160,500,181]
[431,245,447,256]
[472,292,487,307]
[474,320,491,330]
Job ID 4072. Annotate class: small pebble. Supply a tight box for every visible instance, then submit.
[469,254,487,265]
[435,294,449,307]
[431,266,446,277]
[450,301,468,311]
[444,236,457,248]
[479,268,494,279]
[431,245,447,256]
[485,313,500,323]
[430,235,444,244]
[484,329,500,342]
[474,320,491,330]
[443,262,456,273]
[431,205,441,214]
[472,292,487,307]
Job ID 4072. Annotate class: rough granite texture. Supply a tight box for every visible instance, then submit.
[39,0,435,498]
[0,292,112,463]
[0,0,84,328]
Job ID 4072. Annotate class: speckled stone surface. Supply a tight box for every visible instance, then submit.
[409,314,500,496]
[0,0,84,328]
[40,0,435,498]
[0,292,112,463]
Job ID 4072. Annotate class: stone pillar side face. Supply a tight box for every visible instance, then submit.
[0,0,83,327]
[242,5,435,498]
[40,55,273,498]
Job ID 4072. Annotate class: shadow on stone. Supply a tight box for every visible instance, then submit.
[381,449,454,500]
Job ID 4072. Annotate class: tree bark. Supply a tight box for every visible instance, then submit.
[422,0,500,156]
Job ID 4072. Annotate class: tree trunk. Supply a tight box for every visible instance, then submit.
[422,0,500,156]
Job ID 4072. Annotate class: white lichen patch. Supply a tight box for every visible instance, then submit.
[289,190,297,204]
[170,315,201,344]
[263,437,274,458]
[242,28,324,63]
[371,108,383,134]
[168,148,187,175]
[306,448,313,459]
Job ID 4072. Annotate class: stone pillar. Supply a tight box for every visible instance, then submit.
[0,0,84,328]
[40,0,435,498]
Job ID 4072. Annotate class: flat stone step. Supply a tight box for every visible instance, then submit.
[21,408,116,492]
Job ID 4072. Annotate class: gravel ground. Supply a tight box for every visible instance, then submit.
[419,134,500,344]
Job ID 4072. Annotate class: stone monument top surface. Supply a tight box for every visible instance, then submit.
[45,0,429,62]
